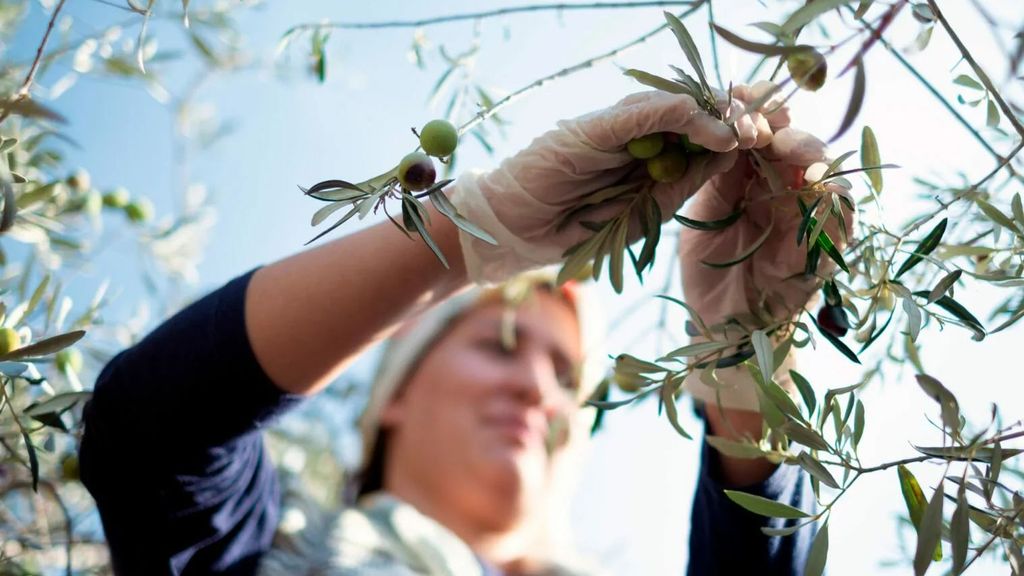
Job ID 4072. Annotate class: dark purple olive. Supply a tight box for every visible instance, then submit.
[817,304,850,337]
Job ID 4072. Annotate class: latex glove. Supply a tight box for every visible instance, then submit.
[447,88,778,284]
[679,126,856,412]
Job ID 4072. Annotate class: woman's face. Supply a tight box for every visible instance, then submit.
[379,291,583,530]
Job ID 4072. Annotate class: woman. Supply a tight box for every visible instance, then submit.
[79,83,836,575]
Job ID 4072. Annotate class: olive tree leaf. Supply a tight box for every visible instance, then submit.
[805,520,829,576]
[1,180,17,233]
[986,99,1000,128]
[780,0,854,34]
[429,188,497,245]
[702,218,773,268]
[659,340,734,360]
[927,269,962,303]
[0,99,66,123]
[976,199,1018,234]
[852,399,866,449]
[705,436,768,459]
[831,58,865,142]
[798,452,840,489]
[854,0,874,18]
[815,229,849,274]
[913,482,945,574]
[21,430,39,492]
[623,69,689,94]
[911,445,1021,462]
[674,206,743,231]
[915,374,961,439]
[860,126,882,194]
[402,197,449,269]
[751,330,774,384]
[724,490,812,519]
[953,74,983,90]
[663,12,711,95]
[710,25,807,56]
[895,218,947,279]
[0,330,85,361]
[808,313,861,364]
[22,391,92,418]
[789,369,817,416]
[950,484,970,574]
[898,465,928,528]
[782,420,831,451]
[661,375,691,439]
[914,292,986,340]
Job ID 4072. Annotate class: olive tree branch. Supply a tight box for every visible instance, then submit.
[900,140,1024,239]
[848,6,1021,182]
[457,1,707,135]
[283,1,699,33]
[926,0,1024,139]
[0,0,69,126]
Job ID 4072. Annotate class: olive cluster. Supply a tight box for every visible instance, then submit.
[397,119,459,192]
[625,132,707,183]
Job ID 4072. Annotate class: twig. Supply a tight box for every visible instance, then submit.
[457,1,707,135]
[283,1,698,33]
[0,0,69,126]
[848,6,1021,181]
[900,141,1024,239]
[705,0,724,89]
[927,0,1024,139]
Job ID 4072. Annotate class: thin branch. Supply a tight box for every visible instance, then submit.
[285,2,698,33]
[457,1,707,136]
[706,0,724,89]
[0,0,69,126]
[848,6,1021,182]
[901,141,1024,239]
[927,0,1024,139]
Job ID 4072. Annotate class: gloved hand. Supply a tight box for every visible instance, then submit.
[447,86,781,284]
[679,123,855,412]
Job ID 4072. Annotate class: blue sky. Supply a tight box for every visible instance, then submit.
[13,0,1024,573]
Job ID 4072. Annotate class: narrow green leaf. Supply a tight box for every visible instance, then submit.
[809,314,861,364]
[797,197,823,247]
[403,198,449,269]
[815,230,849,274]
[706,436,768,459]
[710,25,807,56]
[950,486,970,573]
[0,138,17,154]
[912,445,1020,462]
[0,330,85,360]
[429,188,497,244]
[22,391,92,418]
[674,206,743,231]
[895,218,947,279]
[660,340,734,360]
[780,0,854,34]
[664,12,711,93]
[661,376,692,439]
[986,99,1000,128]
[1011,192,1024,227]
[783,421,831,451]
[927,269,961,303]
[914,291,985,340]
[860,126,882,194]
[952,74,983,91]
[751,330,774,383]
[702,218,773,268]
[831,58,865,142]
[804,521,829,576]
[899,465,928,527]
[913,482,944,574]
[789,369,817,417]
[623,69,689,94]
[724,490,812,519]
[854,0,874,18]
[0,98,66,123]
[798,453,840,489]
[21,430,39,492]
[976,199,1017,232]
[852,399,865,448]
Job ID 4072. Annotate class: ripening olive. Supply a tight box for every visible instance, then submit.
[787,48,827,92]
[125,198,154,223]
[56,348,83,373]
[419,119,459,158]
[626,133,665,159]
[817,304,850,338]
[398,152,437,192]
[103,187,131,208]
[646,149,689,183]
[61,454,80,481]
[0,327,21,355]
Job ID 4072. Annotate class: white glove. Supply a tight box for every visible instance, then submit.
[447,88,779,283]
[680,120,856,412]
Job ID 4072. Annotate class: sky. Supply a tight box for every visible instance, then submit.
[11,0,1024,574]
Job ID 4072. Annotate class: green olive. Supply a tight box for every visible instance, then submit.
[419,119,459,158]
[679,134,707,153]
[646,149,689,183]
[56,348,83,373]
[398,152,437,192]
[787,48,827,92]
[626,133,665,160]
[102,187,131,208]
[125,198,154,223]
[0,327,21,355]
[61,454,80,481]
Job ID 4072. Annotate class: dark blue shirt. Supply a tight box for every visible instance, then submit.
[79,269,815,575]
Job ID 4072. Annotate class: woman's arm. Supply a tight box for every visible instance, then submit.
[245,207,468,395]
